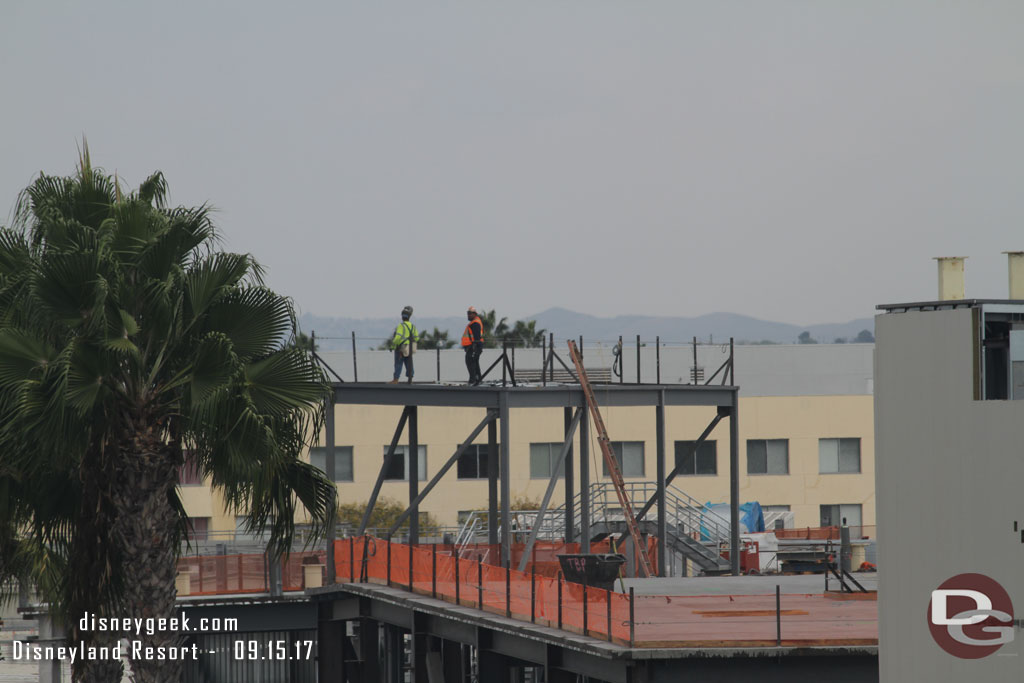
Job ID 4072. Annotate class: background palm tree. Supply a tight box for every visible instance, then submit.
[418,327,456,349]
[509,319,547,348]
[477,310,545,348]
[294,330,319,352]
[479,309,509,348]
[0,148,335,682]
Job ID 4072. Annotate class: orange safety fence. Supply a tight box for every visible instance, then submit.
[335,537,635,645]
[774,525,876,541]
[176,551,326,596]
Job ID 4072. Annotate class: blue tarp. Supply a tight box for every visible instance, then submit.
[700,501,765,540]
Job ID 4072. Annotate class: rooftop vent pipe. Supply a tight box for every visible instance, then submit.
[1005,252,1024,299]
[934,256,966,300]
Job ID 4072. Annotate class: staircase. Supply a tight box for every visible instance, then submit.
[583,482,732,573]
[455,482,733,574]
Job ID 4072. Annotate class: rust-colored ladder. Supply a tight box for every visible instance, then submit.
[566,340,655,577]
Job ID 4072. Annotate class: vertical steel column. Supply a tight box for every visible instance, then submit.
[487,409,499,546]
[410,614,428,683]
[351,331,358,382]
[656,390,666,577]
[549,333,555,382]
[409,406,419,546]
[636,334,641,384]
[325,394,337,584]
[692,337,698,384]
[563,406,575,543]
[729,389,740,575]
[541,336,547,387]
[579,406,590,551]
[317,620,345,682]
[656,336,661,384]
[359,619,380,683]
[499,392,511,567]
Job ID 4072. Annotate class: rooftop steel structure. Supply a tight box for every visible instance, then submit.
[324,373,742,578]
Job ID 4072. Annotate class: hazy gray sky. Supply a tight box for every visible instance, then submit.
[2,2,1021,325]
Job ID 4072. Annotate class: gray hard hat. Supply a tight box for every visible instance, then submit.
[402,305,413,318]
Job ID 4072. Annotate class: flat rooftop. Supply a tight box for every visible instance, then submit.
[621,574,877,648]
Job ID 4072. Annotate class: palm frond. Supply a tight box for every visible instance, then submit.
[204,287,295,360]
[185,253,254,320]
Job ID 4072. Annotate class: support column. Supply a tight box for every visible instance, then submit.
[479,649,511,683]
[409,406,419,545]
[729,390,741,576]
[499,392,511,568]
[316,620,345,682]
[563,407,575,543]
[326,394,337,583]
[488,410,499,546]
[359,619,380,683]
[384,625,403,683]
[579,406,590,551]
[410,614,428,683]
[655,391,666,577]
[442,639,465,683]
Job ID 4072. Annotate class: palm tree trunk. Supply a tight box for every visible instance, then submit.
[70,446,125,683]
[109,424,183,683]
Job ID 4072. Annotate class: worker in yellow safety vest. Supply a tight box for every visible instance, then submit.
[389,305,420,383]
[462,306,484,384]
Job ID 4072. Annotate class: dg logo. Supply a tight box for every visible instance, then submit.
[927,573,1015,659]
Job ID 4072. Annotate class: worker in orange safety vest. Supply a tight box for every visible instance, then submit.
[461,306,484,384]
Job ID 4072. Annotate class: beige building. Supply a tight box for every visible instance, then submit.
[180,343,875,539]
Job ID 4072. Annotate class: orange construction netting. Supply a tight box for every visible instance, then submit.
[335,537,634,645]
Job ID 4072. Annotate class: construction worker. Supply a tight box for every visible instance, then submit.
[390,305,420,383]
[462,306,484,384]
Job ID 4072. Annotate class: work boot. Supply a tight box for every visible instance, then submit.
[389,378,399,384]
[407,376,413,383]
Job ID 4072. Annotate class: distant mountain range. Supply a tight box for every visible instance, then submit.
[299,307,875,351]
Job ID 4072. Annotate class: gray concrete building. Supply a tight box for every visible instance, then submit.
[875,297,1024,681]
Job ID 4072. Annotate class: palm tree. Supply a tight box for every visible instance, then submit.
[510,319,547,348]
[479,309,509,349]
[0,148,335,682]
[294,330,319,352]
[418,327,456,350]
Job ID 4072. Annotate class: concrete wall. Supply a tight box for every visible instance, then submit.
[875,308,1024,680]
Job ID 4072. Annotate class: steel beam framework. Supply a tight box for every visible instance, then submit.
[328,382,741,574]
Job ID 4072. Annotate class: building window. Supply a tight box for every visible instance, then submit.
[457,444,495,480]
[382,445,427,481]
[747,439,789,475]
[820,504,862,528]
[530,443,566,479]
[178,450,203,486]
[186,517,210,542]
[602,442,645,477]
[310,446,354,482]
[675,440,716,475]
[819,438,861,473]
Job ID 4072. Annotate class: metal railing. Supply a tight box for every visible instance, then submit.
[454,482,733,549]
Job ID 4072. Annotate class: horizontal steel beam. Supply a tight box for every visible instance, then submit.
[333,384,736,409]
